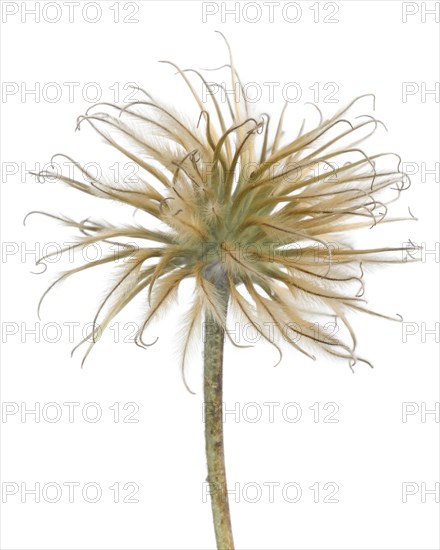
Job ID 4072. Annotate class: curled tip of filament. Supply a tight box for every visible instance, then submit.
[75,115,86,131]
[408,207,417,220]
[135,338,147,350]
[214,29,229,46]
[23,210,41,226]
[185,385,196,396]
[28,170,47,184]
[348,354,374,372]
[358,357,374,369]
[30,261,47,276]
[355,114,388,133]
[182,373,196,395]
[85,104,98,116]
[49,153,67,167]
[159,197,175,213]
[139,334,159,348]
[269,342,283,367]
[78,216,92,235]
[357,93,376,111]
[356,284,365,298]
[197,110,209,128]
[127,84,153,100]
[304,102,323,126]
[158,60,179,75]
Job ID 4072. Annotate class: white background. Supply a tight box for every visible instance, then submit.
[1,1,439,549]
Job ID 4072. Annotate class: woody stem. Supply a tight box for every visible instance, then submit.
[203,278,234,550]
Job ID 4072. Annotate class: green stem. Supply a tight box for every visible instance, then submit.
[203,277,235,550]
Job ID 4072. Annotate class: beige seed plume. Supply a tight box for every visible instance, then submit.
[29,32,417,385]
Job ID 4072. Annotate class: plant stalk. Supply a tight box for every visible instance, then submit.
[203,276,234,550]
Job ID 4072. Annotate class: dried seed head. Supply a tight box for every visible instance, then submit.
[31,33,417,381]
